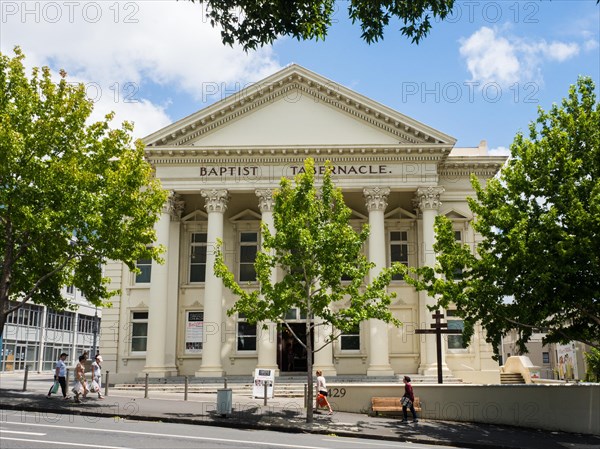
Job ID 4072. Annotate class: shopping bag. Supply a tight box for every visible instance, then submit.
[317,393,327,407]
[401,396,412,407]
[72,381,82,394]
[51,382,59,394]
[90,380,100,393]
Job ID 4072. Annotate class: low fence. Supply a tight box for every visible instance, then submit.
[326,383,600,435]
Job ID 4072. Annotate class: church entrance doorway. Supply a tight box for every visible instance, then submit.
[278,322,313,373]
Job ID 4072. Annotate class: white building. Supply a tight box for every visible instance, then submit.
[1,286,101,372]
[101,65,506,383]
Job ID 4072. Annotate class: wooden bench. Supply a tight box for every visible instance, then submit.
[371,397,422,416]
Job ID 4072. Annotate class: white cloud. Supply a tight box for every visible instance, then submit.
[489,146,511,157]
[459,27,521,87]
[584,39,599,51]
[1,0,281,138]
[459,27,580,87]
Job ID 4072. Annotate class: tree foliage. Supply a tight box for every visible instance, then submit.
[188,0,456,50]
[402,77,600,357]
[0,47,168,335]
[584,347,600,382]
[215,158,402,423]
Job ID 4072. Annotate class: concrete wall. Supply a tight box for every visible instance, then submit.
[326,383,600,435]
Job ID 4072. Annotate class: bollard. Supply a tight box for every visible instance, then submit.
[23,366,29,391]
[224,377,227,389]
[263,381,268,406]
[304,384,307,409]
[144,373,149,399]
[104,371,109,397]
[66,368,70,388]
[184,376,188,401]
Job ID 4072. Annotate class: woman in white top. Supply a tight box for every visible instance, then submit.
[91,354,104,399]
[315,370,333,414]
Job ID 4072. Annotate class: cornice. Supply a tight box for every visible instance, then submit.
[144,144,454,165]
[439,156,507,177]
[143,65,456,148]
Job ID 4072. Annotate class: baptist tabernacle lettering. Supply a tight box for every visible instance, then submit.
[290,165,389,175]
[200,166,259,176]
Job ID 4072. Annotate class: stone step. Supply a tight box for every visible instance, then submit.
[500,373,525,384]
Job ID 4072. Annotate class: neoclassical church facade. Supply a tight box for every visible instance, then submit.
[101,65,506,383]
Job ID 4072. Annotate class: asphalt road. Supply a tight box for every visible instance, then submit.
[0,413,462,449]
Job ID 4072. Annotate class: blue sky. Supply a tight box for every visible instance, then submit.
[2,1,598,153]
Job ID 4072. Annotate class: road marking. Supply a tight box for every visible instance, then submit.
[7,421,327,449]
[0,430,46,436]
[0,437,132,449]
[322,438,401,446]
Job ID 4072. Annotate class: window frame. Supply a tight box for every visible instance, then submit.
[446,309,467,352]
[135,257,152,284]
[236,227,261,283]
[130,311,149,354]
[236,314,257,352]
[388,229,410,280]
[339,323,361,352]
[189,232,208,283]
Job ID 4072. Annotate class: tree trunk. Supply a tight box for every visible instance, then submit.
[306,316,314,424]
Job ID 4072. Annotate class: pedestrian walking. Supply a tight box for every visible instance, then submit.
[47,352,69,400]
[72,354,89,403]
[315,370,333,414]
[400,375,418,423]
[91,354,104,399]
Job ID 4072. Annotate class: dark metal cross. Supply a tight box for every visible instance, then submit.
[415,310,462,384]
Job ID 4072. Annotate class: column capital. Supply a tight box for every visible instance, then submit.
[363,187,390,212]
[414,186,445,211]
[201,189,229,213]
[256,189,275,213]
[163,192,184,221]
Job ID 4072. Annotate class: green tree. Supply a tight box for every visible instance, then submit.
[189,0,456,50]
[0,48,168,340]
[402,77,600,357]
[584,347,600,382]
[215,158,402,423]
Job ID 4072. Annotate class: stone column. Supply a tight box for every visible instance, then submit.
[144,193,181,377]
[255,189,279,374]
[313,315,337,377]
[414,186,448,376]
[363,187,394,376]
[196,189,229,377]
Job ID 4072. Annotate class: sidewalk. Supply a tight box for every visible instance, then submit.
[1,372,598,449]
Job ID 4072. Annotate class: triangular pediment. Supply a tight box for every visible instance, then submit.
[444,209,471,220]
[144,65,455,149]
[385,207,417,220]
[230,209,262,221]
[182,210,208,222]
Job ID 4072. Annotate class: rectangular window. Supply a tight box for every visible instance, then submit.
[131,311,148,352]
[190,233,207,283]
[446,309,465,349]
[135,258,152,283]
[46,310,73,331]
[237,315,257,351]
[239,232,258,282]
[185,311,203,353]
[66,285,75,295]
[453,230,463,279]
[340,324,360,351]
[542,352,550,364]
[390,231,408,280]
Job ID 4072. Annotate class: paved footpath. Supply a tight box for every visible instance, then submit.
[1,372,598,449]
